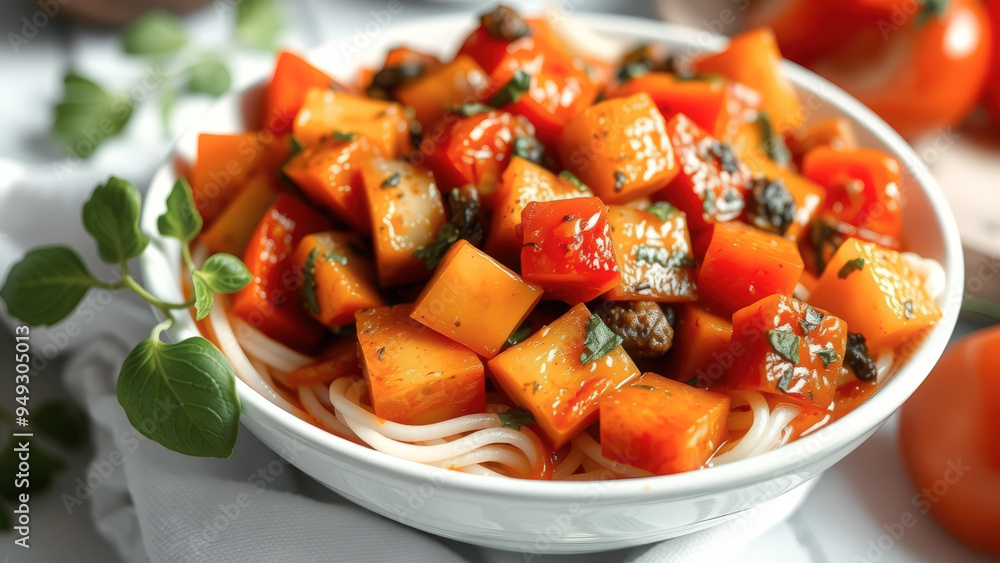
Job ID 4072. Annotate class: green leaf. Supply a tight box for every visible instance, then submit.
[332,131,356,142]
[776,366,794,393]
[0,247,101,326]
[756,111,791,166]
[766,329,800,364]
[53,73,133,158]
[635,246,696,268]
[917,0,950,25]
[580,314,624,365]
[0,439,67,502]
[192,272,214,321]
[799,307,824,334]
[449,103,493,117]
[301,247,320,315]
[324,251,349,265]
[817,347,841,367]
[83,177,148,264]
[185,56,231,97]
[838,258,866,279]
[157,178,202,243]
[413,225,459,270]
[498,407,534,430]
[197,253,251,293]
[380,173,401,189]
[506,323,532,346]
[489,69,531,107]
[34,400,89,449]
[512,136,544,164]
[236,0,283,50]
[122,10,187,55]
[116,337,241,458]
[646,201,678,222]
[558,170,589,192]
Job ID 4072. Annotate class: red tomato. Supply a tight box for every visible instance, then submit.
[260,51,337,136]
[519,197,621,305]
[984,0,1000,125]
[900,325,1000,556]
[802,147,903,239]
[232,194,332,353]
[758,0,993,138]
[421,110,535,197]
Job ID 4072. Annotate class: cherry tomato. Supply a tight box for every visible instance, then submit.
[519,197,621,305]
[899,325,1000,556]
[983,0,1000,124]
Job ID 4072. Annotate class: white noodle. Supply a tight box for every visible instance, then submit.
[431,446,532,475]
[711,391,770,465]
[747,403,801,457]
[231,316,314,373]
[571,432,653,478]
[553,443,586,480]
[298,385,358,440]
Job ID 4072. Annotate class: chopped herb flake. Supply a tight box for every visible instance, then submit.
[512,135,545,164]
[507,323,532,346]
[413,187,484,269]
[817,347,841,367]
[449,103,494,117]
[800,307,824,334]
[498,406,534,430]
[777,366,794,393]
[756,111,792,166]
[332,131,356,142]
[613,170,627,192]
[631,384,656,390]
[646,201,678,222]
[766,329,800,364]
[838,258,866,279]
[381,173,401,189]
[323,251,349,265]
[559,170,588,192]
[489,69,531,107]
[617,61,651,82]
[686,377,700,387]
[709,141,740,174]
[580,314,624,365]
[301,247,320,314]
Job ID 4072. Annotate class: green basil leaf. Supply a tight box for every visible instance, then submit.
[506,323,532,346]
[512,136,544,164]
[301,247,320,315]
[34,400,89,449]
[192,272,214,321]
[0,439,67,502]
[558,170,589,192]
[380,173,401,189]
[53,73,133,158]
[116,337,241,458]
[766,329,800,364]
[646,201,678,222]
[236,0,283,50]
[197,253,252,294]
[332,131,356,142]
[489,69,531,107]
[776,366,794,393]
[799,307,824,334]
[83,177,148,264]
[122,10,187,55]
[185,56,232,97]
[817,347,841,367]
[498,407,534,430]
[838,258,866,279]
[580,314,624,365]
[0,247,100,326]
[756,111,791,166]
[413,223,460,270]
[157,178,202,243]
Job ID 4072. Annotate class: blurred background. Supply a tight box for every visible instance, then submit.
[0,0,997,561]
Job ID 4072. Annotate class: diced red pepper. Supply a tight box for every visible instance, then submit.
[611,73,730,135]
[232,194,332,353]
[727,294,847,412]
[519,197,621,305]
[261,51,337,135]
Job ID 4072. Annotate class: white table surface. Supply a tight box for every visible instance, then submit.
[1,1,998,561]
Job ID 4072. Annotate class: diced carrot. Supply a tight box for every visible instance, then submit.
[488,303,640,449]
[604,204,698,302]
[484,157,592,266]
[282,135,377,233]
[395,55,490,130]
[697,221,804,315]
[808,238,942,350]
[360,158,447,286]
[694,28,804,133]
[190,132,267,225]
[802,213,902,275]
[284,335,361,387]
[610,73,730,134]
[667,305,734,388]
[200,172,280,256]
[293,88,411,158]
[557,92,679,204]
[356,304,485,425]
[411,240,543,358]
[292,231,384,327]
[261,50,337,135]
[600,373,730,475]
[728,294,847,411]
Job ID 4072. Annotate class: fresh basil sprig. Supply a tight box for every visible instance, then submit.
[0,177,250,458]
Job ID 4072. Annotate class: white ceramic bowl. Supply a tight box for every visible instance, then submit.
[140,13,964,554]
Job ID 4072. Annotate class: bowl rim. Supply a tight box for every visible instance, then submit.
[140,12,964,501]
